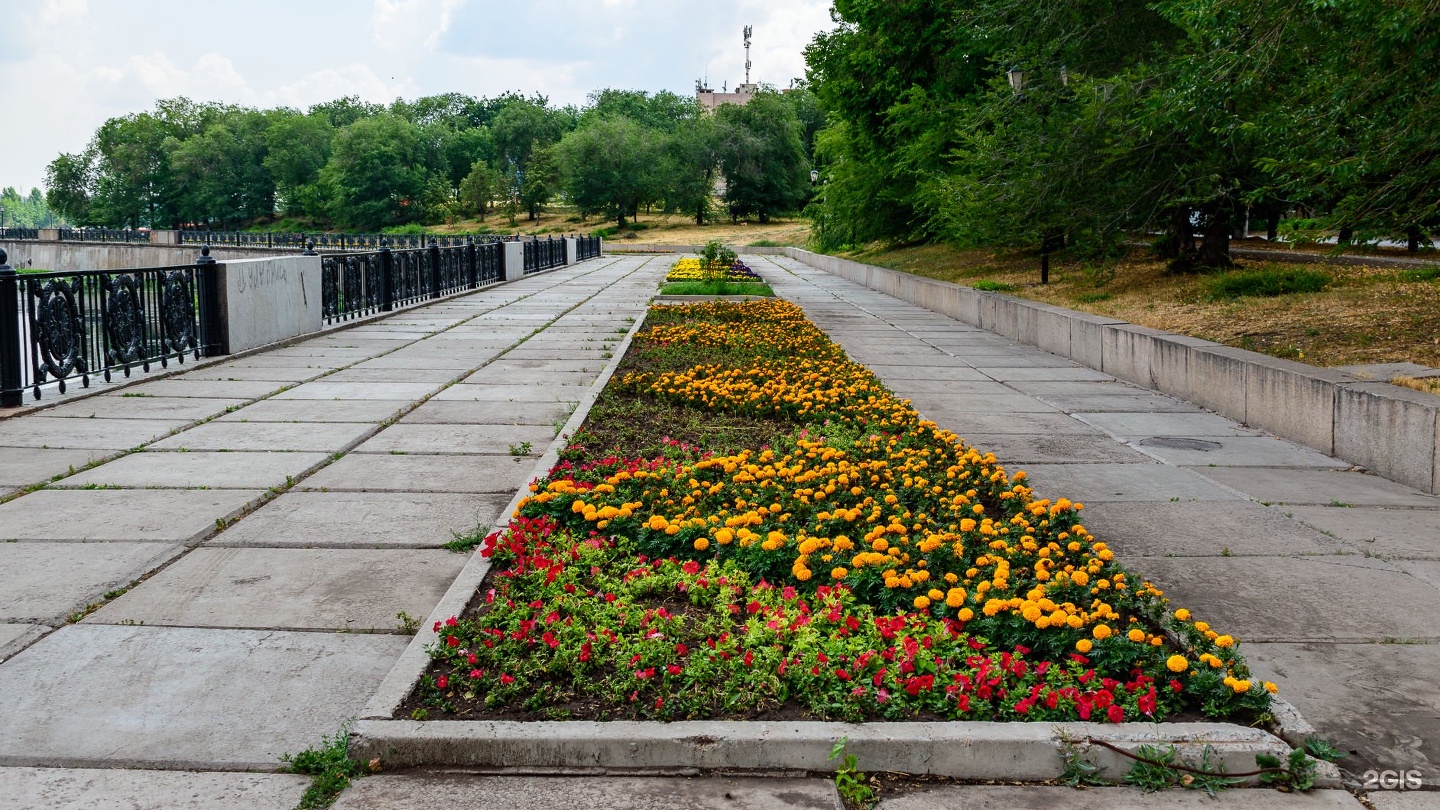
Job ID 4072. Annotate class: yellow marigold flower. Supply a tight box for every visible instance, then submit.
[1264,681,1279,694]
[1076,639,1093,653]
[648,515,668,531]
[794,567,813,582]
[1194,621,1210,633]
[1214,634,1234,648]
[1128,628,1146,643]
[1231,679,1251,693]
[1071,570,1089,586]
[715,528,734,545]
[694,538,710,551]
[958,608,974,622]
[1166,655,1189,673]
[1021,603,1043,622]
[928,588,944,601]
[1066,615,1085,630]
[831,567,848,579]
[945,588,965,608]
[914,595,931,609]
[1174,608,1191,622]
[1092,624,1112,640]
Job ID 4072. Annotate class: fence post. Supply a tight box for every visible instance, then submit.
[196,245,228,356]
[428,237,442,298]
[0,249,22,407]
[379,239,395,311]
[466,236,477,288]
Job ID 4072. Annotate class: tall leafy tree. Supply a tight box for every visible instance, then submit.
[716,92,810,223]
[263,111,334,219]
[555,117,664,227]
[319,114,427,230]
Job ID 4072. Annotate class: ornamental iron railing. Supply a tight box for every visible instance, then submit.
[319,237,505,324]
[523,235,566,274]
[58,228,149,243]
[0,247,222,406]
[0,227,40,240]
[179,229,506,251]
[576,234,601,261]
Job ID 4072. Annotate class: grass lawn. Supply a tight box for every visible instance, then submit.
[658,280,775,297]
[843,241,1440,369]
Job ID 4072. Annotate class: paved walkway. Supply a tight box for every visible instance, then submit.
[0,250,1431,807]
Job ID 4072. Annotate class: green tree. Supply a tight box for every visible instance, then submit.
[319,114,427,230]
[716,93,810,223]
[555,116,664,227]
[459,159,499,219]
[44,151,94,224]
[264,111,334,218]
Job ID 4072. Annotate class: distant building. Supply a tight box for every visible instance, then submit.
[696,80,759,112]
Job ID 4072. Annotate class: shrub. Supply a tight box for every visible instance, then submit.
[1207,267,1330,299]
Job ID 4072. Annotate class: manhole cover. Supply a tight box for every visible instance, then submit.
[1139,437,1223,451]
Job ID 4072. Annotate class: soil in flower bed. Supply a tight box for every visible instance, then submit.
[404,301,1274,725]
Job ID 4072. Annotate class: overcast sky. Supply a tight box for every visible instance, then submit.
[0,0,835,194]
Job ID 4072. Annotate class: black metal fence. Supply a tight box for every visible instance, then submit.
[180,230,505,251]
[58,228,149,243]
[523,236,567,274]
[576,235,601,261]
[0,247,221,406]
[0,227,39,240]
[320,238,505,324]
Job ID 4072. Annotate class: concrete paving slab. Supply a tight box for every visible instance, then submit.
[960,433,1152,464]
[354,424,554,455]
[184,366,329,382]
[86,547,466,631]
[36,396,246,422]
[58,451,330,489]
[1006,380,1152,397]
[0,542,183,623]
[0,624,408,768]
[864,365,992,382]
[0,418,188,450]
[975,367,1117,382]
[1134,556,1440,642]
[0,447,112,486]
[431,384,584,403]
[209,491,509,548]
[321,367,463,384]
[1247,642,1440,774]
[401,400,575,426]
[878,785,1361,809]
[1193,468,1440,507]
[149,422,373,452]
[0,624,48,661]
[919,411,1103,436]
[332,774,841,810]
[299,453,538,493]
[1020,463,1244,502]
[904,393,1063,414]
[1074,412,1266,437]
[0,767,311,810]
[880,379,1023,397]
[272,382,439,401]
[1135,436,1350,468]
[120,379,285,399]
[0,489,264,542]
[1284,507,1440,559]
[1041,394,1205,413]
[1079,502,1343,557]
[1368,793,1440,810]
[216,398,412,424]
[461,368,599,387]
[464,357,609,373]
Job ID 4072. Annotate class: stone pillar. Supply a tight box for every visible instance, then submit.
[38,228,59,242]
[565,237,578,265]
[150,230,180,246]
[503,241,525,282]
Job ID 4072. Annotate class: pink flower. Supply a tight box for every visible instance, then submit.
[435,675,448,690]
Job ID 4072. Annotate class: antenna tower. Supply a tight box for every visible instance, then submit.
[743,25,753,85]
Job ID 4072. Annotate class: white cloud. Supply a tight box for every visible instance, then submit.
[372,0,465,50]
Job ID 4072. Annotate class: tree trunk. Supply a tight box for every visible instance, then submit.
[1337,225,1354,245]
[1157,206,1193,260]
[617,213,626,228]
[1267,209,1279,241]
[1198,206,1233,268]
[1407,225,1421,253]
[695,203,704,226]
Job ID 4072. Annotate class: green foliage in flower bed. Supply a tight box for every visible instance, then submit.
[658,280,775,297]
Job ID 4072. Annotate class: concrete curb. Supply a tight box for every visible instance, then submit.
[769,247,1440,498]
[350,718,1338,787]
[359,299,652,722]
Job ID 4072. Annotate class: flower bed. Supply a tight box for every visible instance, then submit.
[412,300,1273,724]
[665,257,765,283]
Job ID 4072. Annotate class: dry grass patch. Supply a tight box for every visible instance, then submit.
[844,243,1440,369]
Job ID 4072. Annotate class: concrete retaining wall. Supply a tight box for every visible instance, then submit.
[217,255,322,354]
[774,247,1440,496]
